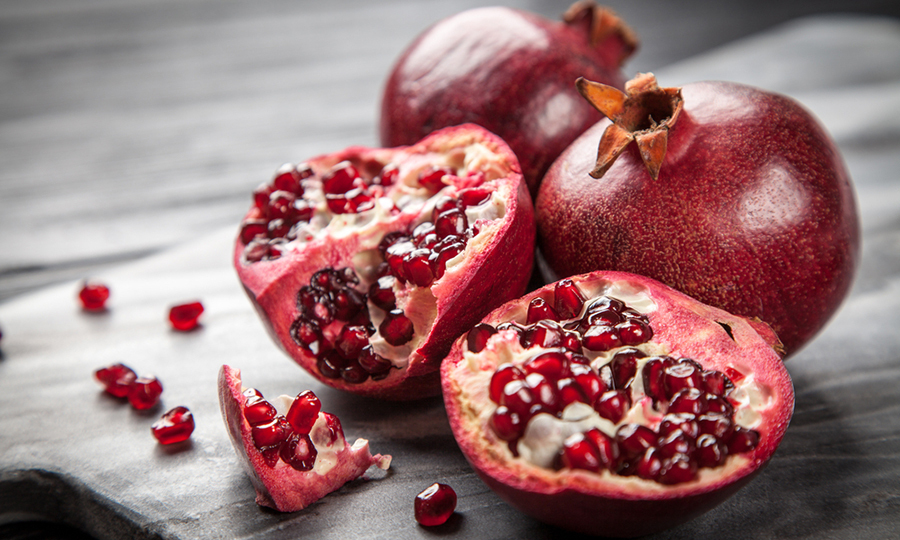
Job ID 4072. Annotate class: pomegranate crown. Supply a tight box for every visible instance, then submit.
[576,72,683,180]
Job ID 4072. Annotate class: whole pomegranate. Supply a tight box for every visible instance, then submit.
[442,271,794,537]
[380,1,637,196]
[234,125,534,400]
[536,73,860,355]
[218,365,391,512]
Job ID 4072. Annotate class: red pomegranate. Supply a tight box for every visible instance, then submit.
[380,1,637,196]
[442,271,793,537]
[218,365,391,512]
[536,73,860,355]
[234,125,534,400]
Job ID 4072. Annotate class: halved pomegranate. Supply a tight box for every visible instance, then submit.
[234,125,534,400]
[441,271,793,537]
[380,1,637,195]
[536,73,860,355]
[218,365,391,512]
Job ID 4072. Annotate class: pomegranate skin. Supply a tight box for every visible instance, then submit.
[441,271,794,537]
[536,78,860,356]
[380,2,636,196]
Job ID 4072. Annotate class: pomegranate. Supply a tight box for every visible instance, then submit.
[536,73,860,355]
[152,406,195,445]
[234,124,534,400]
[169,301,204,331]
[441,271,793,537]
[379,1,637,196]
[218,365,391,512]
[78,281,110,311]
[414,483,457,527]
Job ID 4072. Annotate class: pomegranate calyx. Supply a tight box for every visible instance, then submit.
[563,1,638,66]
[576,73,683,180]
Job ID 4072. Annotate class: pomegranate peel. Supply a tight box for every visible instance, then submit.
[441,271,793,537]
[218,365,391,512]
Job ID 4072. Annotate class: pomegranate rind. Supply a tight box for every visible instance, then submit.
[441,271,794,537]
[217,365,390,512]
[234,124,534,400]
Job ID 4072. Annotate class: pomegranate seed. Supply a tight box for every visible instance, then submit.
[594,390,631,423]
[659,413,700,440]
[267,218,291,238]
[290,317,328,355]
[658,454,697,484]
[385,240,416,282]
[636,447,663,481]
[332,288,365,322]
[582,325,622,351]
[610,348,644,389]
[727,427,760,454]
[321,412,345,444]
[335,325,369,360]
[358,346,392,376]
[663,359,703,399]
[285,390,321,435]
[695,434,728,468]
[412,222,436,245]
[557,378,589,407]
[151,406,195,445]
[585,296,625,314]
[702,370,734,396]
[584,428,620,470]
[317,352,345,379]
[418,166,452,192]
[377,164,399,186]
[698,412,735,440]
[403,248,435,287]
[267,190,296,221]
[616,424,658,459]
[434,208,468,238]
[322,161,360,194]
[279,433,318,471]
[414,483,457,527]
[368,275,397,311]
[561,331,582,352]
[244,395,278,426]
[458,186,492,207]
[668,388,708,415]
[573,370,607,404]
[658,430,696,459]
[642,357,670,403]
[582,309,622,328]
[430,241,465,279]
[168,301,204,331]
[346,188,375,213]
[240,219,268,244]
[523,350,568,381]
[128,375,163,410]
[490,406,523,441]
[94,363,137,398]
[325,193,349,214]
[553,279,585,319]
[341,360,369,383]
[525,373,561,414]
[616,319,652,346]
[79,282,110,311]
[562,432,602,472]
[379,309,414,346]
[489,363,525,404]
[522,320,564,349]
[252,182,274,210]
[466,323,497,353]
[499,379,536,418]
[526,296,558,324]
[706,395,735,415]
[431,196,460,222]
[272,163,305,195]
[251,416,291,451]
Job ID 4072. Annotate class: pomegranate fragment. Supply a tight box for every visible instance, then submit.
[414,483,457,527]
[151,406,195,445]
[78,281,110,311]
[169,301,204,331]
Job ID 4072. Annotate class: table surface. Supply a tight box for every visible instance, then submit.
[2,1,900,539]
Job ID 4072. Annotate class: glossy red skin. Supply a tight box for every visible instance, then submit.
[441,271,794,537]
[380,5,632,197]
[536,81,860,355]
[234,125,535,400]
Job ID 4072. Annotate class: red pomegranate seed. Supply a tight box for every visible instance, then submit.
[695,434,727,468]
[430,241,465,279]
[321,412,345,445]
[377,164,399,186]
[403,248,435,287]
[585,295,625,314]
[412,222,436,245]
[663,359,704,399]
[151,406,195,445]
[582,325,622,351]
[418,166,452,192]
[358,346,392,376]
[526,296,558,324]
[557,377,589,407]
[368,275,397,311]
[562,432,602,472]
[521,320,565,349]
[553,279,585,319]
[240,219,268,244]
[616,424,658,459]
[379,309,415,346]
[94,363,137,398]
[702,370,734,396]
[272,163,304,195]
[168,301,204,331]
[414,483,457,527]
[332,288,365,322]
[698,412,734,440]
[659,413,700,440]
[489,363,525,404]
[523,350,568,381]
[706,395,735,415]
[252,182,274,210]
[79,282,110,311]
[251,416,292,451]
[668,388,708,415]
[267,218,292,239]
[267,190,296,221]
[335,325,369,360]
[434,208,468,238]
[636,447,663,481]
[128,375,163,410]
[290,317,327,355]
[500,379,536,418]
[466,323,497,353]
[573,370,607,404]
[594,389,631,423]
[611,348,644,389]
[385,240,416,282]
[458,186,492,207]
[432,196,460,222]
[616,319,653,346]
[582,309,622,328]
[657,454,698,485]
[341,360,369,383]
[642,357,670,403]
[244,395,278,426]
[346,187,375,213]
[727,427,760,454]
[658,430,696,459]
[322,161,360,194]
[279,433,318,471]
[525,373,561,415]
[490,406,524,441]
[285,390,321,435]
[317,352,345,379]
[584,428,620,470]
[561,331,582,352]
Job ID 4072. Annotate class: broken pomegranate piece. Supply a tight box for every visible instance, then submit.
[78,281,110,311]
[233,125,534,400]
[442,271,793,537]
[218,365,391,512]
[169,301,204,331]
[152,406,195,445]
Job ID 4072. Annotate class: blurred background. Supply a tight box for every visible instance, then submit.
[2,0,900,303]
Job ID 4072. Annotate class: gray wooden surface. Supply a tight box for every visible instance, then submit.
[2,1,900,539]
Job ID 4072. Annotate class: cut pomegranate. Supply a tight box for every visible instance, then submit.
[218,365,391,512]
[169,301,204,331]
[128,375,163,410]
[414,483,457,527]
[78,281,110,311]
[151,406,195,445]
[442,271,793,537]
[234,125,534,400]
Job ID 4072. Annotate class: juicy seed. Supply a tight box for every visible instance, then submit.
[526,296,559,324]
[593,389,631,423]
[467,323,497,353]
[553,279,586,319]
[379,309,415,346]
[489,363,525,404]
[151,406,195,445]
[414,483,457,527]
[251,417,292,452]
[561,432,602,472]
[490,406,524,441]
[285,390,322,435]
[244,396,278,426]
[94,363,137,398]
[79,282,111,311]
[727,427,760,454]
[279,433,318,472]
[168,302,204,331]
[128,375,163,410]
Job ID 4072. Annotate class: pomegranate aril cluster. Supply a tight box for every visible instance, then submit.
[242,388,342,471]
[290,268,395,385]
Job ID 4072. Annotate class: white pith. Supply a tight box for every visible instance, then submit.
[459,279,773,486]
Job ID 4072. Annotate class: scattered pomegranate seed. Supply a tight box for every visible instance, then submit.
[78,281,110,311]
[169,301,204,331]
[151,406,195,445]
[94,363,138,398]
[414,483,457,527]
[128,375,163,410]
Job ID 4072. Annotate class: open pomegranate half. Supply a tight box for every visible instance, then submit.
[218,365,391,512]
[441,271,793,537]
[234,125,534,400]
